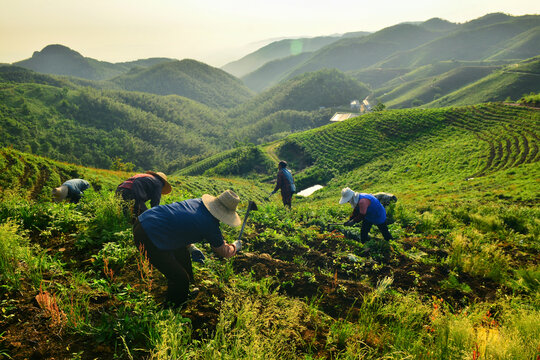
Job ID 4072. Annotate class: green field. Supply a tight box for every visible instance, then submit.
[1,100,538,359]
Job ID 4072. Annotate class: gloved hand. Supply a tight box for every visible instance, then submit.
[188,245,206,264]
[233,240,242,253]
[343,219,355,227]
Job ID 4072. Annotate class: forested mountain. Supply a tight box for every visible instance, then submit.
[226,69,370,142]
[0,66,364,171]
[13,44,173,81]
[110,59,254,108]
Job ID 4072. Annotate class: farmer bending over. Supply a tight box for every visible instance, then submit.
[116,171,171,222]
[132,190,243,307]
[339,187,393,243]
[52,178,90,204]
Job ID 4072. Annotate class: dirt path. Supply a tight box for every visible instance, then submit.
[263,141,282,164]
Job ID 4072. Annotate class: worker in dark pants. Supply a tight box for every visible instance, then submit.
[52,179,90,203]
[116,171,171,222]
[268,160,296,208]
[132,190,243,307]
[339,187,393,243]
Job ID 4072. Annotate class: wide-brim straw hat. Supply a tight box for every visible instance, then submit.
[202,190,242,227]
[339,187,355,204]
[146,171,172,194]
[52,185,68,202]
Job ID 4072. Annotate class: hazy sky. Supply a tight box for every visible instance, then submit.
[1,0,538,67]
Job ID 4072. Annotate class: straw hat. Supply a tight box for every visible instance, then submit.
[146,171,172,194]
[202,190,242,227]
[339,187,355,205]
[52,185,68,202]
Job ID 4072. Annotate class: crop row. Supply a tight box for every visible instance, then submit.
[445,105,539,177]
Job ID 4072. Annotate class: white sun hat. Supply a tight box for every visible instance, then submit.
[339,187,355,205]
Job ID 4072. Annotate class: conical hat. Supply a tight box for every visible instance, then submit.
[146,171,172,194]
[202,190,242,227]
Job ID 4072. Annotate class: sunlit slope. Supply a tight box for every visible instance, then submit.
[426,57,540,107]
[376,66,500,108]
[275,103,539,188]
[0,147,269,203]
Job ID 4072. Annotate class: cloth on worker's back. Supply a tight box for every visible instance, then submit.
[117,173,164,207]
[373,192,397,207]
[281,168,296,193]
[116,173,166,219]
[271,162,295,209]
[350,193,386,225]
[138,198,225,251]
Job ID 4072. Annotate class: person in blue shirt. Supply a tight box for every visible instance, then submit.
[269,160,296,208]
[52,179,90,203]
[339,187,393,243]
[132,190,243,307]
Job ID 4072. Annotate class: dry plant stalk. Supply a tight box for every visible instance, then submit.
[137,243,154,291]
[35,285,67,331]
[103,257,114,282]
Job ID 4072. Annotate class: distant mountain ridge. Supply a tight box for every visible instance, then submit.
[14,44,174,81]
[235,13,540,95]
[222,33,370,78]
[110,59,254,108]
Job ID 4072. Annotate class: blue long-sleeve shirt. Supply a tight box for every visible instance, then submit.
[63,179,90,203]
[138,198,224,251]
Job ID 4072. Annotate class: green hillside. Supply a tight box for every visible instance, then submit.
[1,101,538,359]
[426,57,540,107]
[110,59,254,108]
[375,60,508,90]
[222,35,346,77]
[226,69,369,141]
[0,78,227,171]
[0,66,361,171]
[377,66,500,108]
[347,67,411,89]
[274,103,539,188]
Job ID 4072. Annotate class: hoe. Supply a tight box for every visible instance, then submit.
[238,200,258,242]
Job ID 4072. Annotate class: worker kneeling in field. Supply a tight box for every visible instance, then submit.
[339,187,393,243]
[52,178,90,204]
[132,190,243,307]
